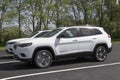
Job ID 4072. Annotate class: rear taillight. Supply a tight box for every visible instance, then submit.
[108,34,111,38]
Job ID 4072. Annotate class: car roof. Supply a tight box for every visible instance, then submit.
[38,30,51,33]
[59,25,103,30]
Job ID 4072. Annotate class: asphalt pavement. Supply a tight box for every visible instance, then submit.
[0,44,120,80]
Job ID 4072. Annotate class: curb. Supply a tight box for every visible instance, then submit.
[0,55,14,60]
[0,50,14,60]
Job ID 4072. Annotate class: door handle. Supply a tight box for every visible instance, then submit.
[73,40,78,42]
[93,38,97,40]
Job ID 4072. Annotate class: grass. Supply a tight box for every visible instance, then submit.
[0,47,5,51]
[112,41,120,44]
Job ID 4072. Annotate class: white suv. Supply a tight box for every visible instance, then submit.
[14,26,112,68]
[6,30,50,54]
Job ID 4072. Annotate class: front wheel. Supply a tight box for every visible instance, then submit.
[34,50,53,68]
[94,46,107,62]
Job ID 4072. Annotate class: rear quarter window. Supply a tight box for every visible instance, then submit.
[93,29,102,35]
[79,28,102,37]
[79,28,94,36]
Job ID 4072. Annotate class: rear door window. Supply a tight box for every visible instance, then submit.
[79,28,92,36]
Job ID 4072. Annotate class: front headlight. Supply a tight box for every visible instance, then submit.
[7,42,16,45]
[18,43,32,47]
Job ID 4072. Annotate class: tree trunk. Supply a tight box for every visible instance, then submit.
[18,0,21,38]
[56,0,59,28]
[18,10,21,38]
[84,9,88,24]
[0,21,2,44]
[32,15,35,32]
[39,18,42,30]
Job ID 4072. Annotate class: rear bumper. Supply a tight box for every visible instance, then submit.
[108,47,112,53]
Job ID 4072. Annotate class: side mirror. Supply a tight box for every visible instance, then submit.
[57,35,61,38]
[57,35,65,38]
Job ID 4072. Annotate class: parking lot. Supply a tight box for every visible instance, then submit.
[0,44,120,80]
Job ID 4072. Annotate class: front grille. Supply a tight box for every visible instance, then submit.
[14,44,17,50]
[14,54,20,60]
[8,42,15,45]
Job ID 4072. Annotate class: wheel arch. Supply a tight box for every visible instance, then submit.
[32,46,55,60]
[94,43,108,52]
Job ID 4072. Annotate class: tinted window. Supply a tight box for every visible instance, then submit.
[93,29,102,35]
[80,28,92,36]
[35,31,49,38]
[59,28,78,38]
[28,31,39,38]
[42,29,62,37]
[79,28,102,36]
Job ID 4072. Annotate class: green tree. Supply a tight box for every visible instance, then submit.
[0,0,10,44]
[2,26,25,44]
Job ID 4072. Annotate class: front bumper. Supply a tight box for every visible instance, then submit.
[6,49,14,54]
[14,54,32,62]
[6,44,14,54]
[13,46,34,60]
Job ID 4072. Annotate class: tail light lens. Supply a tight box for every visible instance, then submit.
[108,34,111,38]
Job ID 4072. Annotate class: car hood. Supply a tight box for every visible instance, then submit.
[7,38,29,43]
[18,38,53,44]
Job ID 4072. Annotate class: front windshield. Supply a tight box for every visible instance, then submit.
[42,29,62,37]
[27,31,39,38]
[35,31,49,38]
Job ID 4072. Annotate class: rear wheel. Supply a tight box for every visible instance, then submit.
[34,50,53,68]
[94,46,107,62]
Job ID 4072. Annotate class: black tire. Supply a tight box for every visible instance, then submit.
[94,46,107,62]
[34,50,53,68]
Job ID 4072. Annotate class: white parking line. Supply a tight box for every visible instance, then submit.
[0,61,20,65]
[1,62,120,80]
[0,55,13,58]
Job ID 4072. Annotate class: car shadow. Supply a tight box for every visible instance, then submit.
[0,58,95,71]
[52,57,95,66]
[0,62,36,71]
